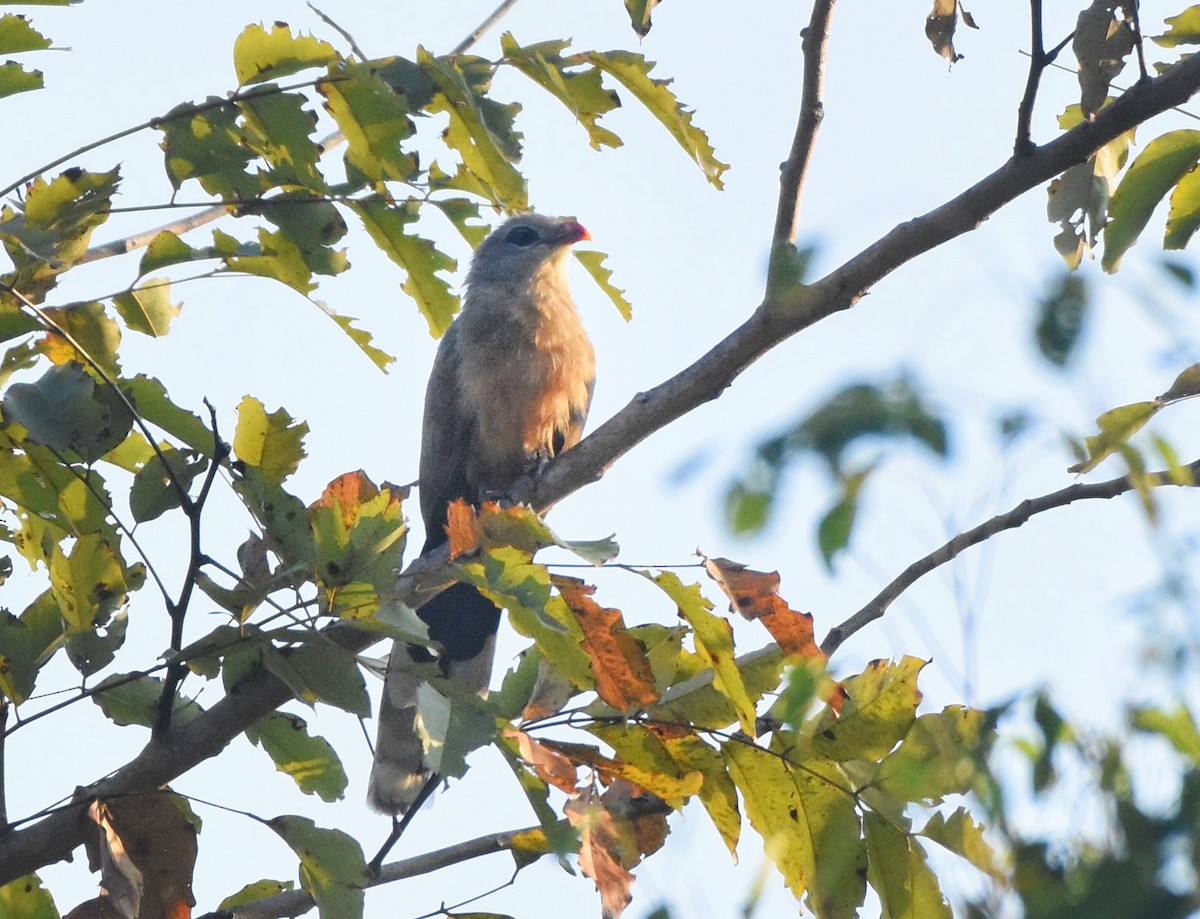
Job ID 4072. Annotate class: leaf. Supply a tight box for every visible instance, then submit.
[925,0,965,63]
[262,640,371,717]
[919,808,1005,881]
[350,198,459,336]
[0,592,62,705]
[1103,129,1200,272]
[129,447,208,523]
[875,705,985,804]
[138,230,200,275]
[506,727,579,793]
[39,301,121,377]
[112,279,180,337]
[234,468,317,568]
[3,362,129,461]
[1067,400,1159,473]
[246,711,349,802]
[585,50,728,189]
[864,812,952,919]
[1132,704,1200,764]
[158,99,259,199]
[92,673,203,728]
[701,554,821,658]
[557,577,658,711]
[624,0,661,36]
[218,879,295,911]
[0,60,41,99]
[238,91,325,189]
[648,570,756,734]
[0,14,49,53]
[724,741,866,918]
[808,657,924,763]
[575,250,633,320]
[123,374,214,454]
[319,61,417,184]
[232,22,339,86]
[1035,271,1089,367]
[1156,6,1200,46]
[267,816,365,919]
[317,306,395,371]
[1074,1,1137,117]
[566,788,635,919]
[1158,363,1200,403]
[233,395,308,485]
[0,874,58,919]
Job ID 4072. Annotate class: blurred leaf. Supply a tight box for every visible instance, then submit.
[112,279,181,338]
[817,466,872,569]
[876,706,985,804]
[864,811,952,919]
[247,711,348,801]
[1158,362,1200,403]
[218,879,295,911]
[1067,400,1159,474]
[1103,129,1200,272]
[919,808,1005,881]
[1132,704,1200,764]
[0,873,57,919]
[233,395,307,486]
[232,22,339,86]
[92,673,203,728]
[1035,272,1089,369]
[575,249,632,320]
[350,198,459,336]
[267,816,365,919]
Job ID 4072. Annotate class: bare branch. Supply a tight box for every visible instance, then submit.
[820,459,1200,657]
[307,3,368,61]
[1014,0,1047,156]
[771,0,836,248]
[203,824,546,919]
[449,0,523,56]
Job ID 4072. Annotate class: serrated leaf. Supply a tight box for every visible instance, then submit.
[1068,400,1159,473]
[247,711,348,801]
[575,249,632,320]
[350,198,459,336]
[808,657,924,762]
[232,22,339,86]
[224,226,314,294]
[1154,6,1200,47]
[919,808,1004,882]
[92,673,203,728]
[320,61,417,184]
[0,61,41,99]
[233,395,307,485]
[585,50,728,189]
[238,90,325,189]
[864,812,952,919]
[1103,129,1200,272]
[112,279,181,338]
[318,305,395,371]
[158,99,259,199]
[0,14,49,54]
[267,816,365,919]
[39,300,121,377]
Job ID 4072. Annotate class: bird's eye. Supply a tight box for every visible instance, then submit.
[506,226,540,247]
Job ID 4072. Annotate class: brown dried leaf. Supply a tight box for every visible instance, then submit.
[506,726,580,793]
[567,787,634,919]
[926,0,964,63]
[701,555,822,659]
[556,577,658,711]
[446,498,479,558]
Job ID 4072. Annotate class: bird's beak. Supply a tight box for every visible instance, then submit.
[558,221,591,245]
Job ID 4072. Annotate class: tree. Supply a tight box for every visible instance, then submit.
[3,1,1200,917]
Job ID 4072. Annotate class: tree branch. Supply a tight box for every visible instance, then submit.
[6,35,1200,890]
[820,459,1200,657]
[196,822,546,919]
[771,0,836,248]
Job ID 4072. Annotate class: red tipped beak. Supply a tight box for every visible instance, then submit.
[559,220,590,244]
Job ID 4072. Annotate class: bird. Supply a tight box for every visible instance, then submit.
[368,213,596,817]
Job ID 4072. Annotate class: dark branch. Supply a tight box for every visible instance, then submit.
[820,459,1200,657]
[1015,0,1046,157]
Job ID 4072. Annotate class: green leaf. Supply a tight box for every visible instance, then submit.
[49,532,125,633]
[1067,400,1159,474]
[3,361,133,460]
[92,673,204,728]
[650,647,785,733]
[420,48,528,209]
[233,395,308,486]
[656,730,741,856]
[129,447,208,523]
[123,374,214,454]
[0,14,50,53]
[585,50,728,189]
[724,742,866,918]
[350,198,459,336]
[1164,162,1200,249]
[234,468,316,568]
[0,591,62,705]
[808,657,924,762]
[319,306,394,372]
[238,90,325,189]
[648,571,756,734]
[1035,271,1089,368]
[864,812,952,919]
[875,706,985,804]
[1154,6,1200,47]
[267,816,365,919]
[262,640,370,717]
[1157,362,1200,403]
[158,99,259,199]
[500,35,622,151]
[247,711,348,802]
[574,250,632,320]
[0,873,58,919]
[919,808,1004,881]
[624,0,661,36]
[40,300,122,376]
[320,62,417,184]
[1132,704,1200,764]
[817,466,872,569]
[1103,129,1200,272]
[138,230,200,275]
[232,22,339,86]
[112,278,181,337]
[224,226,314,294]
[0,61,42,99]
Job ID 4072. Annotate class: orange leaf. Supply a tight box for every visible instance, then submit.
[505,726,580,793]
[313,470,378,527]
[567,787,634,919]
[445,498,479,558]
[556,577,659,711]
[702,554,822,659]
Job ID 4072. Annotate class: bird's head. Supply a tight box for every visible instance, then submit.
[466,213,591,290]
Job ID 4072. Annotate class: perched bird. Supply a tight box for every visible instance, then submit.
[368,213,596,816]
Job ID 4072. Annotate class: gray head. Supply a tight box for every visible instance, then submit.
[466,213,590,290]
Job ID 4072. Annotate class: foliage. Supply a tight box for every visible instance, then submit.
[3,2,1200,919]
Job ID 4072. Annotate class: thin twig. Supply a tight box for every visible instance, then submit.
[307,3,368,61]
[820,459,1200,657]
[450,0,523,56]
[771,0,836,249]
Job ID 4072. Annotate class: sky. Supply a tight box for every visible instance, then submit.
[6,1,1200,917]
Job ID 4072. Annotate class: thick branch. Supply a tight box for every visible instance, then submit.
[6,38,1200,889]
[771,0,836,247]
[820,459,1200,657]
